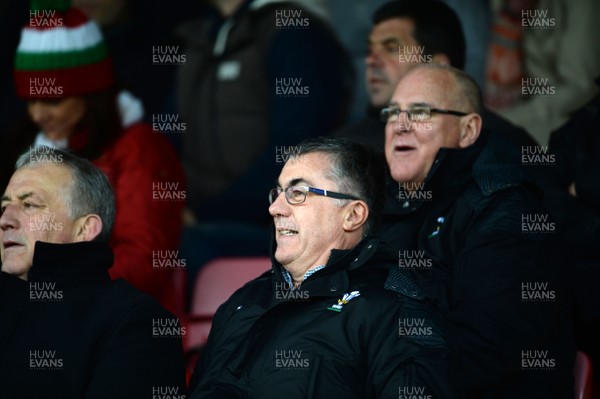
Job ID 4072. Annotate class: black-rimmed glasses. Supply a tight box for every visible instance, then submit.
[268,186,360,205]
[380,105,468,123]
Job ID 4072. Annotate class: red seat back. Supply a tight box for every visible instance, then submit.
[574,350,594,399]
[184,257,270,351]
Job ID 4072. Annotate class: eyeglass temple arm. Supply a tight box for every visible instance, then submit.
[307,187,359,200]
[431,108,468,117]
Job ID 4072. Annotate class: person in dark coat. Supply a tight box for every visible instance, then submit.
[189,137,458,398]
[537,79,600,380]
[378,63,575,398]
[0,147,186,398]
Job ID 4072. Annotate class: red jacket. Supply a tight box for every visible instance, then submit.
[93,123,186,316]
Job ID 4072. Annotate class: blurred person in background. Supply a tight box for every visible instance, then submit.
[324,0,490,124]
[0,0,28,136]
[536,78,600,381]
[334,0,537,156]
[1,0,186,316]
[175,0,354,294]
[485,0,600,144]
[72,0,201,123]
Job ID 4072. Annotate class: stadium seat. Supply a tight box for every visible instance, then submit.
[184,257,270,353]
[574,350,594,399]
[171,266,188,319]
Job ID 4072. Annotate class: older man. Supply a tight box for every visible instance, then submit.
[189,137,457,398]
[378,64,574,398]
[0,147,185,398]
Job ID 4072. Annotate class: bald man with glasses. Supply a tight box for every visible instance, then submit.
[189,136,458,399]
[377,64,574,398]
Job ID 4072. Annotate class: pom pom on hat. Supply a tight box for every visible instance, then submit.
[14,0,115,99]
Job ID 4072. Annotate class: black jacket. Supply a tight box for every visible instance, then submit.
[333,105,386,150]
[190,237,459,398]
[377,130,575,398]
[539,89,600,260]
[538,88,600,322]
[0,241,186,398]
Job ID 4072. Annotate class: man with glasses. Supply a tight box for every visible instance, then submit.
[379,64,574,398]
[189,137,458,398]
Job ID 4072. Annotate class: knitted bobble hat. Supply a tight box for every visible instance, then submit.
[14,0,115,99]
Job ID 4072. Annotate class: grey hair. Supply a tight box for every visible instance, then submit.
[15,146,115,242]
[452,67,483,114]
[291,137,387,236]
[410,64,483,114]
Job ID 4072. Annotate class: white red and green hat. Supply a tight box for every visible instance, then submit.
[14,0,115,99]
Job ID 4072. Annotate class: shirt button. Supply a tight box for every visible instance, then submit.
[330,286,337,292]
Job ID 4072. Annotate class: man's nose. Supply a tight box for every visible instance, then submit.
[391,113,413,135]
[365,49,383,67]
[399,110,412,122]
[28,102,49,124]
[0,204,18,231]
[269,191,290,217]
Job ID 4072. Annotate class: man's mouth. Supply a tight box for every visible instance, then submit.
[277,229,298,236]
[2,240,24,250]
[394,145,415,152]
[369,77,387,86]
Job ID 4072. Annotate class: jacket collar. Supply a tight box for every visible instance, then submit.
[269,237,385,300]
[384,134,483,215]
[386,128,531,214]
[471,129,532,195]
[425,129,489,194]
[29,241,113,286]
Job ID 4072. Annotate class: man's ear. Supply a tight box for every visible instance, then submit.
[342,201,369,233]
[431,53,451,66]
[458,113,482,148]
[73,214,103,242]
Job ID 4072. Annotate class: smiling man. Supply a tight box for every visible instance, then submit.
[0,146,185,398]
[378,64,575,398]
[189,137,458,398]
[269,151,367,287]
[383,66,481,186]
